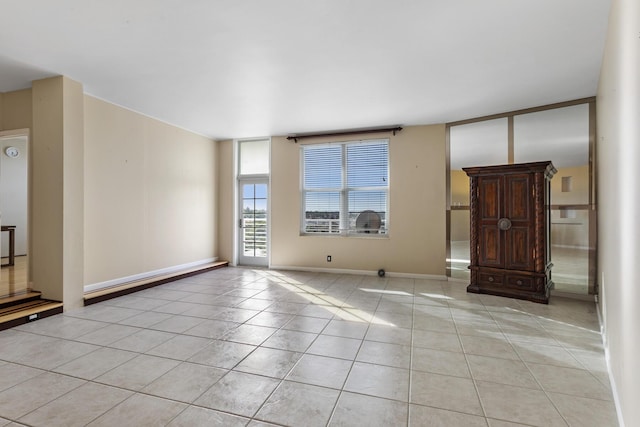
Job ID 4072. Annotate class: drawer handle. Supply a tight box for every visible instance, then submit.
[516,280,523,285]
[488,276,494,282]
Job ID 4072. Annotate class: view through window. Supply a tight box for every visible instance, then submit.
[302,139,389,235]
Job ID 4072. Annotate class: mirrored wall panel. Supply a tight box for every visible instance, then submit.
[0,134,29,298]
[514,104,591,294]
[448,102,594,295]
[449,118,508,280]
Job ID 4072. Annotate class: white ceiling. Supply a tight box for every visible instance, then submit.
[0,0,610,140]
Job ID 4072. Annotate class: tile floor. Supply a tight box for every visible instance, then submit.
[448,241,591,295]
[0,267,618,426]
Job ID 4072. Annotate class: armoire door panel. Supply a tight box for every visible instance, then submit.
[478,177,501,220]
[506,227,533,270]
[505,174,531,221]
[480,225,503,267]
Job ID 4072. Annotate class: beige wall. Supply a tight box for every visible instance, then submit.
[1,83,218,307]
[84,96,217,286]
[31,77,64,302]
[450,169,469,206]
[0,89,32,130]
[216,139,235,264]
[269,125,446,276]
[62,78,85,309]
[450,169,471,242]
[31,76,85,308]
[551,164,589,205]
[596,0,640,425]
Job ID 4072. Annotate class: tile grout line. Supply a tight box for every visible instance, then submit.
[0,267,615,426]
[454,292,490,424]
[324,273,383,427]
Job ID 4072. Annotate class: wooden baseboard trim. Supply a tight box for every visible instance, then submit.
[0,300,64,331]
[83,261,229,306]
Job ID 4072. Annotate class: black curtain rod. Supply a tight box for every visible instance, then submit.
[286,126,402,143]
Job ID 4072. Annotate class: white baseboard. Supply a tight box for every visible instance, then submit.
[268,264,447,281]
[551,244,590,250]
[597,302,625,427]
[84,257,218,293]
[550,290,596,301]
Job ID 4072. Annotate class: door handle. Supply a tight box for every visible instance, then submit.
[238,219,243,228]
[497,218,512,231]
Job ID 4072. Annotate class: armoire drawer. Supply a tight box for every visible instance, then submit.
[478,272,504,287]
[505,275,534,291]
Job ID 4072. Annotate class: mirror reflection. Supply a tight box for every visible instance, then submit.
[449,103,593,295]
[514,104,591,294]
[449,118,508,281]
[0,134,28,298]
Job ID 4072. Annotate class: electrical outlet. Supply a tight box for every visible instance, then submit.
[327,255,332,262]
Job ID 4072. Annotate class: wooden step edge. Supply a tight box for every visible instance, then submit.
[0,291,42,309]
[84,261,229,306]
[0,300,56,317]
[0,299,53,316]
[0,301,63,331]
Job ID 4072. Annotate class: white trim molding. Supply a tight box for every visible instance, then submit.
[597,301,625,427]
[269,265,447,281]
[84,257,218,293]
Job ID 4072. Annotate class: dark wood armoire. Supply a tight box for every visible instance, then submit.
[463,161,556,304]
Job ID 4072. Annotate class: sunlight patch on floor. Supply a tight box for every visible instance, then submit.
[260,270,395,326]
[419,293,454,300]
[359,288,412,296]
[505,307,600,334]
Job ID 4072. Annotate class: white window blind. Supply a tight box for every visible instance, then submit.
[302,139,389,235]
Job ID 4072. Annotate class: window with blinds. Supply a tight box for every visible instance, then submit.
[301,139,389,235]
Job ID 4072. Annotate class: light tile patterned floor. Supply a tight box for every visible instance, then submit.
[0,267,618,426]
[449,241,591,295]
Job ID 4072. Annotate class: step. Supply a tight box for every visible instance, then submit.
[0,299,64,331]
[84,260,229,306]
[0,291,43,310]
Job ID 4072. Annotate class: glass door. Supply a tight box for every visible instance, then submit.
[238,179,268,266]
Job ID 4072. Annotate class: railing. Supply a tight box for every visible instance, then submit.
[305,218,341,234]
[241,214,389,255]
[303,217,387,234]
[242,218,267,255]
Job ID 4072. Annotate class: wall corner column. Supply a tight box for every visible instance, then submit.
[32,76,84,310]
